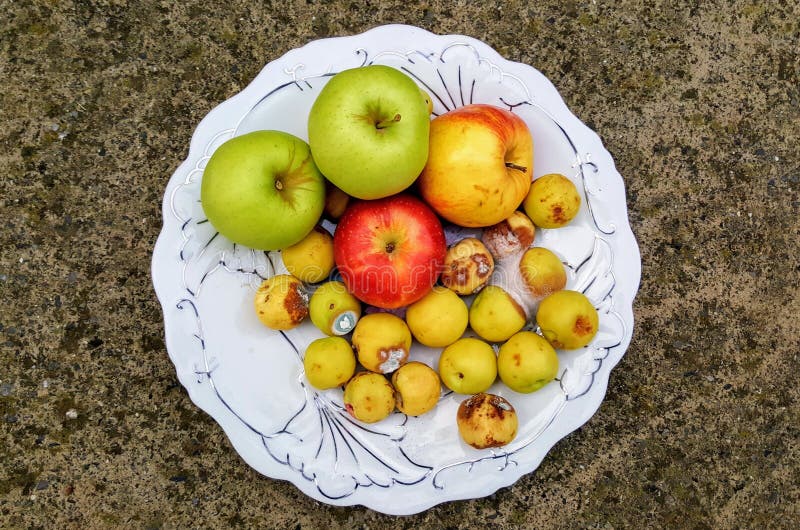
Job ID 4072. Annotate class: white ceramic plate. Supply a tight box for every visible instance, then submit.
[151,24,641,514]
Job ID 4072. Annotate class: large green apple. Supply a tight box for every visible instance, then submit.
[200,130,325,250]
[307,65,430,200]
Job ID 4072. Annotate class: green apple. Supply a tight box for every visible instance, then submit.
[307,65,430,200]
[200,130,325,250]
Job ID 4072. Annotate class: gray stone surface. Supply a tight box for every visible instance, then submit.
[1,1,798,527]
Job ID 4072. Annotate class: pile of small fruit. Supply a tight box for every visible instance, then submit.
[200,65,598,450]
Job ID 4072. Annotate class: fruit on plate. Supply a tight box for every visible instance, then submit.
[417,104,533,227]
[536,290,599,349]
[333,194,446,309]
[404,286,468,347]
[391,361,441,416]
[343,371,396,423]
[307,65,431,200]
[281,226,335,283]
[351,313,412,374]
[481,211,536,262]
[419,88,434,114]
[303,336,356,390]
[323,180,350,221]
[456,392,518,449]
[253,274,309,330]
[440,237,494,295]
[201,130,325,250]
[480,211,543,320]
[468,285,527,343]
[308,280,361,336]
[519,247,567,299]
[438,337,498,394]
[497,331,559,393]
[523,173,581,229]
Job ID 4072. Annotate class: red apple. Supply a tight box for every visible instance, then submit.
[417,104,533,228]
[333,194,446,309]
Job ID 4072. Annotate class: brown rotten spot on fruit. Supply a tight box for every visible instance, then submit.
[482,211,535,261]
[254,275,310,330]
[524,173,581,229]
[573,315,596,337]
[440,238,494,295]
[456,393,518,449]
[535,290,599,350]
[283,283,310,325]
[377,343,409,373]
[550,204,567,224]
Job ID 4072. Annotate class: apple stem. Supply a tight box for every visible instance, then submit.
[375,114,401,129]
[505,162,528,173]
[275,179,284,191]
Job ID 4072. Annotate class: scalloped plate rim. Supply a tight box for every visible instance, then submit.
[151,23,641,515]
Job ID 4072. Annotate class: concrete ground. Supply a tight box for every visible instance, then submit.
[1,1,798,527]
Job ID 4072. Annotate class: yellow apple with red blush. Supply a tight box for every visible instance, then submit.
[417,104,534,228]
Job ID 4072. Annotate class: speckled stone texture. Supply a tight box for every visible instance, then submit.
[1,1,798,528]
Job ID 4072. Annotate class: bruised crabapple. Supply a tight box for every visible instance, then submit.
[440,237,494,295]
[481,210,536,262]
[523,173,581,229]
[309,280,361,336]
[519,247,567,299]
[343,371,395,423]
[303,336,356,390]
[497,331,559,393]
[468,285,527,343]
[536,289,599,350]
[391,361,441,416]
[351,313,412,374]
[254,274,308,330]
[456,392,518,449]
